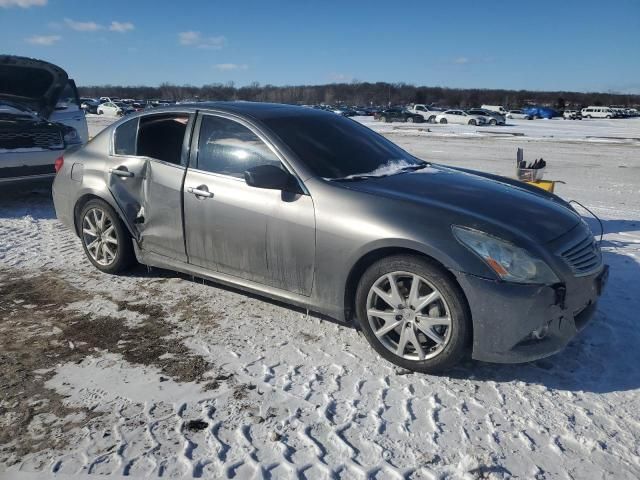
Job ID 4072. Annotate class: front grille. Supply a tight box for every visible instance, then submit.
[0,130,64,149]
[558,231,602,276]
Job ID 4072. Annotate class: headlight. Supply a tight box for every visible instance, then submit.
[452,226,559,284]
[63,128,81,145]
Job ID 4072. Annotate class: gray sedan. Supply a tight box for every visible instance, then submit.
[52,102,607,373]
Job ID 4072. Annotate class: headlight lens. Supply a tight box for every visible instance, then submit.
[452,226,559,284]
[63,128,81,145]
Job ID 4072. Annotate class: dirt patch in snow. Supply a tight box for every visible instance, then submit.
[0,269,219,464]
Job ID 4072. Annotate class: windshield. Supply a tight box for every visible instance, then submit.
[262,113,423,179]
[56,81,80,110]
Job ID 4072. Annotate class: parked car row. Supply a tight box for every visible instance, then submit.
[80,97,176,116]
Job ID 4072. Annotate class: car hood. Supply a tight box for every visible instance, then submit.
[341,164,580,243]
[0,55,68,118]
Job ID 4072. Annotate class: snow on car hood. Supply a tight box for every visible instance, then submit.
[0,55,68,118]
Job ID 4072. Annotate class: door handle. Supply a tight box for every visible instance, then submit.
[187,185,214,198]
[109,166,134,178]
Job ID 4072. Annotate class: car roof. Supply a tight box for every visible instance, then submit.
[155,101,333,121]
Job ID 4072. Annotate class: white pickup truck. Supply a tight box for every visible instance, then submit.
[406,104,443,123]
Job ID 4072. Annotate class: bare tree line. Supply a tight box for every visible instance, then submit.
[79,81,640,108]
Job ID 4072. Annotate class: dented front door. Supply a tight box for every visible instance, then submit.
[107,157,187,262]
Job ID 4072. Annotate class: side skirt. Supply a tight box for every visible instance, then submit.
[134,246,342,319]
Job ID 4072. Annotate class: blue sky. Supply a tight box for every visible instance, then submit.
[1,0,639,92]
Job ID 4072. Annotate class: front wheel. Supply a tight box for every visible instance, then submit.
[468,119,476,126]
[79,199,136,274]
[406,116,414,123]
[489,119,497,125]
[439,118,447,124]
[428,115,436,123]
[355,255,471,373]
[97,110,103,115]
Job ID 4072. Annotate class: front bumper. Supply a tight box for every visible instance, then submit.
[0,148,62,184]
[456,265,608,363]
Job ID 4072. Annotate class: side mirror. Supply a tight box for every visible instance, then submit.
[244,165,300,192]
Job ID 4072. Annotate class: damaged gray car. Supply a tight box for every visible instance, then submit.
[52,102,608,373]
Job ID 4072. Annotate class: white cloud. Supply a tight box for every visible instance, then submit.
[214,63,248,71]
[179,31,225,49]
[64,18,103,31]
[109,21,134,32]
[0,0,46,8]
[453,57,470,65]
[25,34,60,45]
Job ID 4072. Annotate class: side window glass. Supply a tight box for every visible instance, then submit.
[197,115,281,178]
[113,117,138,155]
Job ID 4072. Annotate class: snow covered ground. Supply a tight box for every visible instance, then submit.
[1,115,639,479]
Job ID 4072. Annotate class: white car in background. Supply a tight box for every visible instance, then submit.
[481,105,508,116]
[466,108,506,125]
[434,110,487,125]
[97,102,123,116]
[406,104,444,123]
[581,106,614,119]
[506,109,532,120]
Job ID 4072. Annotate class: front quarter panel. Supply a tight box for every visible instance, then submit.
[304,178,496,319]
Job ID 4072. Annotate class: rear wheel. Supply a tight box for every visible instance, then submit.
[383,116,391,123]
[428,115,436,123]
[406,116,414,123]
[355,255,470,373]
[439,118,447,124]
[79,199,135,274]
[98,110,103,115]
[468,119,476,126]
[489,119,497,125]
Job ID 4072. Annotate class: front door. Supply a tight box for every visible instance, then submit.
[107,113,193,262]
[183,113,315,296]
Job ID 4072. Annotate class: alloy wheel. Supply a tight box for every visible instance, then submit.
[366,271,452,361]
[82,207,118,266]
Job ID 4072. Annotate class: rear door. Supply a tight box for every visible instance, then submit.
[49,80,89,143]
[183,112,316,295]
[108,112,194,262]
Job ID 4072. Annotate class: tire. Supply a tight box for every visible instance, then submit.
[355,255,471,373]
[383,116,391,123]
[428,115,436,123]
[587,115,592,119]
[468,120,476,126]
[606,115,611,119]
[439,118,447,124]
[78,199,136,274]
[98,110,103,115]
[406,116,414,123]
[489,119,497,125]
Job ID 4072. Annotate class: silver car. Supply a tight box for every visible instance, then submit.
[52,102,608,373]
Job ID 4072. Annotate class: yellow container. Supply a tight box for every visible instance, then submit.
[524,180,563,193]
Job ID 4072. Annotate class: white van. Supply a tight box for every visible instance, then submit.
[581,106,614,119]
[481,105,508,116]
